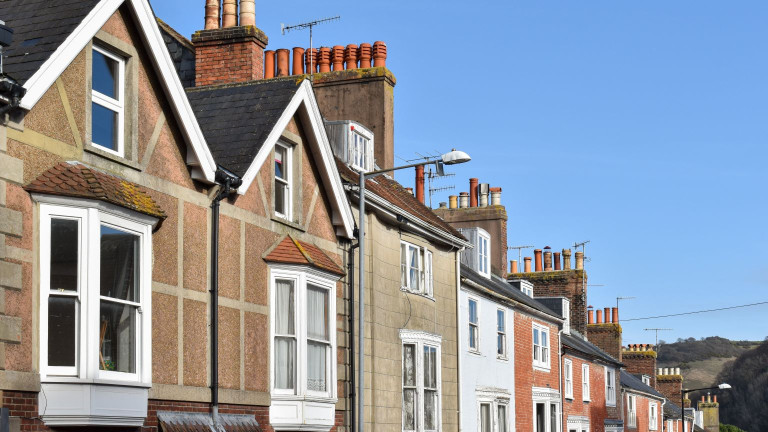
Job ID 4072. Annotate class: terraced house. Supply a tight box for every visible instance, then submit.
[0,0,361,430]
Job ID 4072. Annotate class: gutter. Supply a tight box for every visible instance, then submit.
[209,167,242,427]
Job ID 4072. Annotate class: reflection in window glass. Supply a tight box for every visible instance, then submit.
[99,300,136,373]
[92,102,118,151]
[50,219,78,291]
[274,279,296,390]
[48,296,77,367]
[423,345,438,431]
[92,49,118,98]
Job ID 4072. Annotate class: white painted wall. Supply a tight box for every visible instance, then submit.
[459,286,516,432]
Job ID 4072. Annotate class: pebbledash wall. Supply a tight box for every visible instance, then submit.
[1,4,351,431]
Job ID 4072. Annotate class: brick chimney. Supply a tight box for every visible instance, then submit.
[622,344,658,388]
[586,305,622,361]
[192,0,268,87]
[656,367,685,407]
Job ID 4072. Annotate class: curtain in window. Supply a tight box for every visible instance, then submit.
[403,344,416,431]
[307,285,328,392]
[498,405,508,432]
[423,346,438,430]
[480,403,491,432]
[408,246,420,291]
[275,280,295,390]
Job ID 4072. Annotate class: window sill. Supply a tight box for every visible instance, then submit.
[272,215,306,232]
[565,395,573,401]
[42,376,152,388]
[533,364,551,372]
[84,144,142,170]
[496,355,508,362]
[468,349,482,357]
[400,287,435,301]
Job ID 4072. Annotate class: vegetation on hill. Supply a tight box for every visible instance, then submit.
[720,425,747,432]
[715,339,768,432]
[656,336,758,365]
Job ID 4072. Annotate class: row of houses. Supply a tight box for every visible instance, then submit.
[0,1,712,431]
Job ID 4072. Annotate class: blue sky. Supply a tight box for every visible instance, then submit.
[153,1,768,344]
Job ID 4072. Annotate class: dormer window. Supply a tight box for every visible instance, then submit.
[458,227,491,278]
[324,120,374,172]
[478,231,490,277]
[350,128,372,172]
[91,46,125,156]
[274,142,292,219]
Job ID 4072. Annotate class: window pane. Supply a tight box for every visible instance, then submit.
[403,388,416,430]
[550,404,557,432]
[100,225,139,302]
[50,218,79,292]
[498,405,507,432]
[424,390,437,430]
[275,182,287,216]
[469,326,477,349]
[99,300,136,373]
[275,280,295,335]
[274,337,296,390]
[541,331,548,347]
[92,102,118,151]
[533,328,539,345]
[534,345,540,361]
[409,246,419,291]
[403,344,415,386]
[307,341,327,392]
[275,146,287,180]
[497,310,504,331]
[497,333,505,355]
[480,403,491,432]
[423,346,437,388]
[536,403,545,432]
[307,285,328,341]
[469,300,477,324]
[401,244,407,286]
[92,49,118,99]
[48,296,77,367]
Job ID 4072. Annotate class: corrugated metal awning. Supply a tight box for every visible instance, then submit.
[158,411,260,432]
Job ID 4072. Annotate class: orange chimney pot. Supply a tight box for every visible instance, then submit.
[276,49,290,77]
[318,47,331,73]
[204,0,220,30]
[332,46,344,71]
[534,249,543,272]
[344,44,359,70]
[372,41,387,67]
[359,43,372,68]
[469,178,479,207]
[264,50,275,79]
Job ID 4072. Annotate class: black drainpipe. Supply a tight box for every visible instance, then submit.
[210,167,242,425]
[348,239,359,432]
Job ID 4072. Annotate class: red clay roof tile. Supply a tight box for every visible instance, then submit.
[264,236,345,276]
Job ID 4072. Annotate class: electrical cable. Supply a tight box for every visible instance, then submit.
[622,301,768,321]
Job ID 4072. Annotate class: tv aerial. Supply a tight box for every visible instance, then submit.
[281,16,340,81]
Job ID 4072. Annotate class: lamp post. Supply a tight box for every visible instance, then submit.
[680,383,731,432]
[356,149,470,432]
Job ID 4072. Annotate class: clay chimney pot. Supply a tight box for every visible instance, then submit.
[292,47,305,75]
[562,249,572,269]
[415,165,425,204]
[332,46,345,71]
[489,187,502,205]
[239,0,255,26]
[596,309,603,324]
[543,250,553,271]
[469,178,479,207]
[588,309,594,324]
[205,0,220,30]
[359,43,372,68]
[534,249,543,272]
[612,307,619,324]
[524,257,532,273]
[459,192,469,208]
[344,44,359,70]
[554,252,561,270]
[222,0,237,27]
[448,195,458,209]
[305,48,318,74]
[318,47,331,73]
[372,41,387,67]
[264,50,275,79]
[604,307,611,323]
[575,251,584,270]
[510,260,518,274]
[276,49,290,77]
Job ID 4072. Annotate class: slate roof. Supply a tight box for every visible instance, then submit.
[25,162,166,219]
[562,331,623,366]
[186,78,302,177]
[0,0,102,84]
[335,160,465,241]
[621,370,665,399]
[264,235,345,276]
[460,264,561,319]
[663,399,688,419]
[156,18,196,88]
[157,411,260,432]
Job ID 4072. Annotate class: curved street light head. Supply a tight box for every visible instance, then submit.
[718,383,732,389]
[441,149,471,165]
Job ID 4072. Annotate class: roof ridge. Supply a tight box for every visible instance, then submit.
[289,235,316,266]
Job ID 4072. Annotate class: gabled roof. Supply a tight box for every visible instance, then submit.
[0,0,217,183]
[460,264,561,319]
[264,235,345,277]
[186,78,355,239]
[562,331,623,366]
[25,162,166,219]
[335,160,469,247]
[620,370,665,399]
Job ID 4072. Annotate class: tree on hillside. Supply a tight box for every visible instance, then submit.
[657,336,755,364]
[720,425,747,432]
[715,339,768,431]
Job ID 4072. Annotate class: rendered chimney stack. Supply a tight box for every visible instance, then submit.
[524,257,532,272]
[205,0,220,29]
[604,307,611,323]
[490,187,502,205]
[612,307,619,324]
[240,0,255,26]
[318,47,331,72]
[596,309,603,324]
[562,249,572,269]
[344,44,358,69]
[459,192,469,208]
[222,0,237,27]
[534,249,543,272]
[588,307,594,324]
[510,260,518,274]
[575,251,584,270]
[469,178,479,207]
[332,46,344,71]
[449,195,458,209]
[415,165,425,204]
[554,252,561,270]
[372,41,387,67]
[276,49,290,76]
[543,247,553,271]
[359,43,372,68]
[292,47,305,75]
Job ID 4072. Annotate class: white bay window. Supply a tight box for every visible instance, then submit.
[38,199,154,426]
[270,265,339,431]
[401,330,441,432]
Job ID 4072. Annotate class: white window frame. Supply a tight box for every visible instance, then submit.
[38,199,153,384]
[564,359,573,399]
[91,45,125,157]
[400,330,442,432]
[627,394,637,428]
[649,401,658,430]
[582,364,590,402]
[274,142,293,220]
[476,390,511,432]
[532,323,551,370]
[400,241,433,297]
[349,126,374,172]
[642,374,651,386]
[269,265,338,401]
[496,308,507,360]
[604,367,616,407]
[532,388,561,432]
[468,297,479,353]
[477,231,490,278]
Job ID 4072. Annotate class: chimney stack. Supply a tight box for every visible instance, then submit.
[205,0,220,29]
[469,178,479,207]
[543,247,553,271]
[415,165,425,204]
[510,260,518,274]
[534,249,543,272]
[222,0,237,27]
[575,251,584,270]
[239,0,255,26]
[562,249,572,269]
[524,257,532,273]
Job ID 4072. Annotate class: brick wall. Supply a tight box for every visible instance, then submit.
[622,350,657,388]
[192,26,268,87]
[656,375,683,407]
[586,323,622,362]
[509,270,588,335]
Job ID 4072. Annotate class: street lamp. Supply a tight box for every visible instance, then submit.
[680,383,731,432]
[356,149,471,432]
